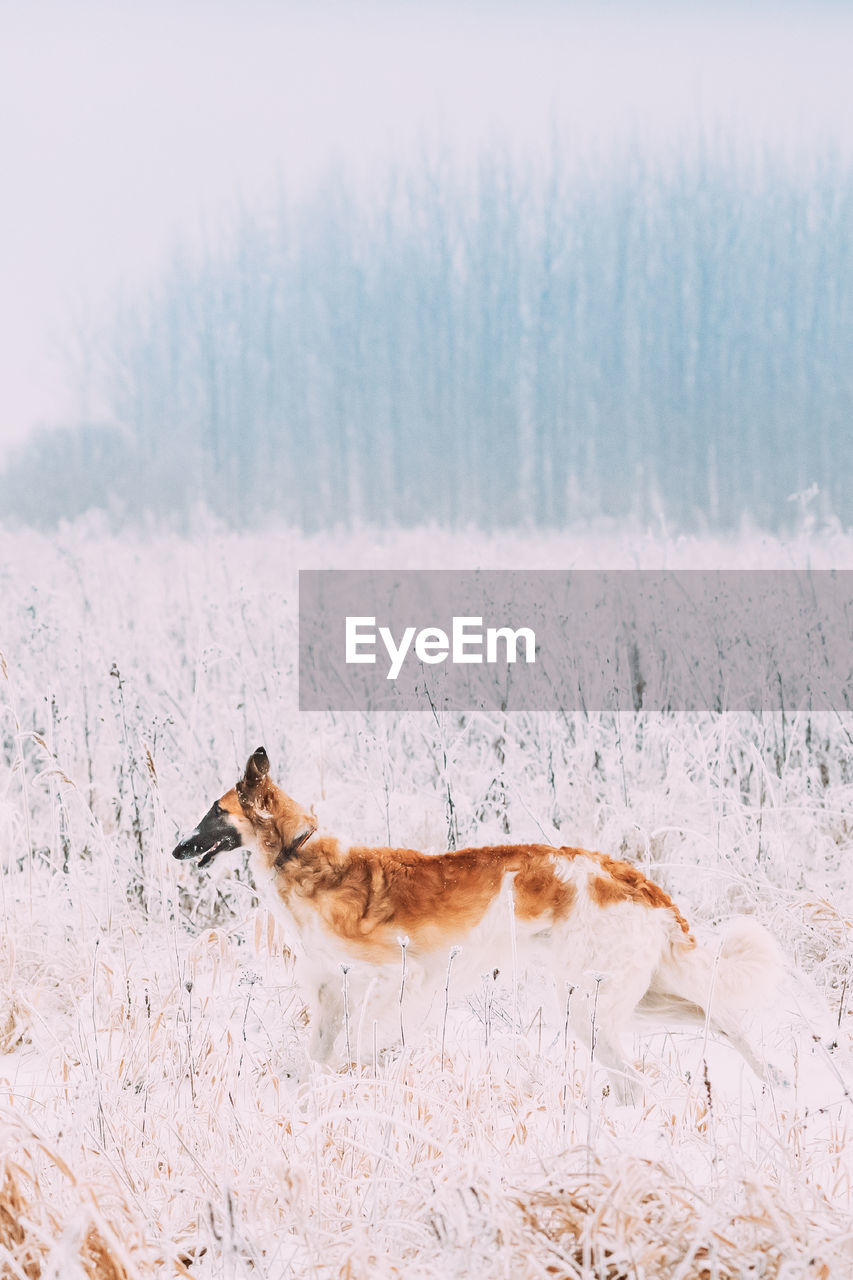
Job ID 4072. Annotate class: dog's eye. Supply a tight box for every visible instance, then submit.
[212,801,224,817]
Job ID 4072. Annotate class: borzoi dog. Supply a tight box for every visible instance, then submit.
[172,747,782,1101]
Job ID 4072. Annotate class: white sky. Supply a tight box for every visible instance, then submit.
[2,1,852,456]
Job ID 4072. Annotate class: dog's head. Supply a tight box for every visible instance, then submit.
[171,746,317,868]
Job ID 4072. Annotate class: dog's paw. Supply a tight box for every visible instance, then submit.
[271,1037,311,1083]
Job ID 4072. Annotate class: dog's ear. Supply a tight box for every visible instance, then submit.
[243,746,270,794]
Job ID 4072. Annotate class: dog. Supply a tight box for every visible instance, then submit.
[172,747,783,1101]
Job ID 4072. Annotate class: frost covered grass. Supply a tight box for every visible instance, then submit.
[1,516,853,1277]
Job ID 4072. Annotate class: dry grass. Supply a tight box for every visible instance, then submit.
[1,520,853,1277]
[0,1121,163,1278]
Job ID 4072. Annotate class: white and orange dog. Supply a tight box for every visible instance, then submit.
[173,747,783,1100]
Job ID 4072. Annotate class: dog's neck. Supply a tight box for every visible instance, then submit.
[253,832,346,893]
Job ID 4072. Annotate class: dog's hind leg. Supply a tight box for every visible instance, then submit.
[649,919,783,1084]
[568,972,651,1105]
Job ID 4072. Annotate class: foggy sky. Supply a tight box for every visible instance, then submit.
[2,1,853,458]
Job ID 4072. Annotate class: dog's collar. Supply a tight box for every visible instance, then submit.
[273,828,313,869]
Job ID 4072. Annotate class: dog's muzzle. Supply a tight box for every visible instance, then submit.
[172,803,243,868]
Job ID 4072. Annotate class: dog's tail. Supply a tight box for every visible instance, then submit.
[647,917,783,1060]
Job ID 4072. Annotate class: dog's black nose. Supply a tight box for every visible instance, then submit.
[172,830,204,860]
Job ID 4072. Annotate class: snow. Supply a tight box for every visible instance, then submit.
[0,517,852,1276]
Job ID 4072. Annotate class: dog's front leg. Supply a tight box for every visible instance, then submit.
[304,973,345,1064]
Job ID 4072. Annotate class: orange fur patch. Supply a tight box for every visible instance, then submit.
[588,853,693,938]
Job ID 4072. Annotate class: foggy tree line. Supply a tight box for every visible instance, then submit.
[3,145,853,529]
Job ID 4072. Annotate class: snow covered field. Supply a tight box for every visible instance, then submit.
[1,518,852,1278]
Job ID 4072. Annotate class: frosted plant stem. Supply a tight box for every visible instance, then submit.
[814,1036,853,1112]
[46,687,60,872]
[704,1059,718,1182]
[398,935,409,1051]
[341,964,352,1073]
[697,942,723,1182]
[340,964,358,1181]
[145,747,172,935]
[2,675,34,916]
[185,978,195,1104]
[484,970,494,1053]
[424,685,458,849]
[91,938,105,1149]
[836,973,850,1030]
[562,985,575,1138]
[142,987,151,1140]
[614,709,628,808]
[110,663,145,908]
[508,883,519,1072]
[587,975,604,1171]
[698,942,723,1092]
[441,947,461,1073]
[373,1020,378,1102]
